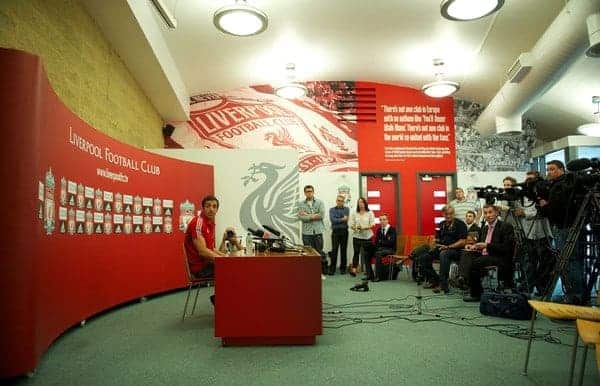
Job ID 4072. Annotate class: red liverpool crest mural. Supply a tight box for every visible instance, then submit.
[168,82,358,172]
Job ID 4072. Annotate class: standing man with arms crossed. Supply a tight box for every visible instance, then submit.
[184,195,226,306]
[296,185,328,277]
[329,194,349,275]
[449,187,482,224]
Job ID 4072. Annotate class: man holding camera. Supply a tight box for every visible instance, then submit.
[218,227,244,254]
[538,160,584,304]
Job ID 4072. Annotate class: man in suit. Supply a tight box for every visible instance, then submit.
[367,213,397,282]
[459,204,516,302]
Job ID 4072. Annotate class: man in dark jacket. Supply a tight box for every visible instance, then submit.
[367,213,397,282]
[421,205,467,294]
[460,204,516,301]
[538,160,584,303]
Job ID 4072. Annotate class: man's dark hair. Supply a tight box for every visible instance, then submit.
[303,185,314,192]
[546,160,565,171]
[201,195,219,209]
[441,205,454,214]
[503,176,517,186]
[482,203,498,212]
[356,197,370,212]
[526,170,541,178]
[466,210,476,217]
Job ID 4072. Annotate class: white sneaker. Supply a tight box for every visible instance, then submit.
[321,274,327,280]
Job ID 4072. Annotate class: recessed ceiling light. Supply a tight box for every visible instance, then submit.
[422,80,460,98]
[213,0,268,37]
[441,0,505,21]
[577,122,600,136]
[275,63,307,99]
[275,83,308,99]
[421,59,460,98]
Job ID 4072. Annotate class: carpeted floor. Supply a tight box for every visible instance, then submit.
[8,274,599,386]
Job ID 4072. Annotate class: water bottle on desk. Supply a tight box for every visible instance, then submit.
[246,233,254,255]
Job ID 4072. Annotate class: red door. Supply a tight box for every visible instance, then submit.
[365,175,398,230]
[418,175,449,236]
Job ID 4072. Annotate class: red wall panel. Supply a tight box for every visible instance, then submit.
[418,176,448,235]
[366,175,398,229]
[356,82,456,235]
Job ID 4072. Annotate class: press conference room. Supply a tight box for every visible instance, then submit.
[1,0,600,385]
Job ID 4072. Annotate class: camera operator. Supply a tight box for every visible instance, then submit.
[538,160,584,304]
[218,227,243,254]
[497,176,519,225]
[516,171,553,294]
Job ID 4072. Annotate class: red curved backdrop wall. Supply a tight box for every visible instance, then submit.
[0,49,213,378]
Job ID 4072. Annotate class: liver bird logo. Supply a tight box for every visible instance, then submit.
[240,162,300,242]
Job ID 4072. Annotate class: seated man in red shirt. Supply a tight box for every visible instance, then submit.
[184,195,226,304]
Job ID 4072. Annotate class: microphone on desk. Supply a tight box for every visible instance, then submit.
[248,227,280,240]
[262,224,281,237]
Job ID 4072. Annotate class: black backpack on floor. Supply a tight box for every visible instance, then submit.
[479,292,533,320]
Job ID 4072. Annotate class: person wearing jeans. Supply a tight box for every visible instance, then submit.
[420,205,467,294]
[296,185,327,275]
[329,195,349,274]
[349,197,375,277]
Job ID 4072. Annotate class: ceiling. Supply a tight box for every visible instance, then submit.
[84,0,600,142]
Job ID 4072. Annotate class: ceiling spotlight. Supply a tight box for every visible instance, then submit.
[213,0,268,37]
[578,96,600,136]
[422,80,460,98]
[586,13,600,57]
[275,63,307,100]
[421,59,460,98]
[441,0,505,21]
[577,122,600,136]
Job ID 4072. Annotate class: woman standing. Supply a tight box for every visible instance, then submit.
[349,197,375,278]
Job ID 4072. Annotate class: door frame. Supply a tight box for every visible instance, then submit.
[359,172,401,235]
[416,172,457,235]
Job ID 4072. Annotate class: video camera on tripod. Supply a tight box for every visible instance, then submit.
[474,185,525,205]
[566,157,600,190]
[473,178,551,207]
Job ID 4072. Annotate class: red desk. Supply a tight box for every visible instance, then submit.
[214,251,322,346]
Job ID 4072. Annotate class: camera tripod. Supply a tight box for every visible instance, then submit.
[540,188,600,303]
[523,186,600,376]
[506,201,557,293]
[502,205,535,293]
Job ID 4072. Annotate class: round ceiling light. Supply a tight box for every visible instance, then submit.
[441,0,505,21]
[275,83,307,100]
[421,80,460,98]
[213,1,268,37]
[577,122,600,136]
